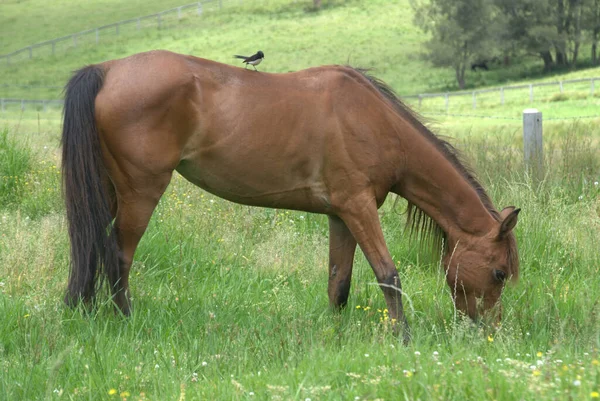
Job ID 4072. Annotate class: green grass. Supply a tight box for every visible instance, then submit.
[2,0,600,101]
[1,0,600,399]
[0,0,211,55]
[0,115,599,400]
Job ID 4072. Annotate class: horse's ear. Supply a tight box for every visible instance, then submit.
[498,207,520,239]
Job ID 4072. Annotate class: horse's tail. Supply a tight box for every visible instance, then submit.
[61,65,119,307]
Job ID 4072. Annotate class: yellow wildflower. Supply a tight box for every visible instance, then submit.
[108,389,117,395]
[487,335,494,343]
[590,391,599,398]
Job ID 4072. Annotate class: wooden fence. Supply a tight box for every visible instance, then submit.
[404,78,599,111]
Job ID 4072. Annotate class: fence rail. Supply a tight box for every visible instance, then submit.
[0,0,240,66]
[404,77,599,111]
[0,98,63,112]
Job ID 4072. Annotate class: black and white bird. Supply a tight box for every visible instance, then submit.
[233,51,264,71]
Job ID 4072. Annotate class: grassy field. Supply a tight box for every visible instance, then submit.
[2,0,600,100]
[1,117,599,400]
[1,0,600,400]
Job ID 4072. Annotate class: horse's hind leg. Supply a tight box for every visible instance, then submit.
[337,193,410,343]
[110,171,173,315]
[328,216,357,308]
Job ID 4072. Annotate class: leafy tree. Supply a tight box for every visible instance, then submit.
[411,0,495,89]
[493,0,556,70]
[493,0,589,70]
[583,0,600,64]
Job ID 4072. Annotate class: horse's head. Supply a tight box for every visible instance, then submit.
[443,207,520,323]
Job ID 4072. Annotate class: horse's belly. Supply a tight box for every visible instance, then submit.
[175,160,330,213]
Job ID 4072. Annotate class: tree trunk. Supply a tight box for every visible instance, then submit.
[572,42,579,66]
[455,66,466,90]
[540,51,554,71]
[555,47,567,65]
[593,28,599,65]
[313,0,322,8]
[555,0,567,65]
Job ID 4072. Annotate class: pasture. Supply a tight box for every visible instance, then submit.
[1,0,600,400]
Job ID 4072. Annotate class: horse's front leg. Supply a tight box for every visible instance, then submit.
[327,215,357,308]
[337,193,411,343]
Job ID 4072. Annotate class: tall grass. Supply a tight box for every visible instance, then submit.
[0,120,599,400]
[0,128,31,208]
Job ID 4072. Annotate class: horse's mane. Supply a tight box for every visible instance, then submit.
[351,68,518,278]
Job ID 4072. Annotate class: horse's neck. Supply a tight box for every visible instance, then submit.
[397,138,496,239]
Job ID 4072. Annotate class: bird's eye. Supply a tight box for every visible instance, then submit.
[494,269,507,282]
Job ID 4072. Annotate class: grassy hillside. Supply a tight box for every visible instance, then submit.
[0,0,209,54]
[2,0,600,101]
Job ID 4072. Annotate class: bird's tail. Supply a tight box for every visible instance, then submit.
[233,55,248,60]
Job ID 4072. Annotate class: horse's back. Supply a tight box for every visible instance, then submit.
[93,50,403,211]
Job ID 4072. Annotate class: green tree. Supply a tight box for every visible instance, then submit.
[411,0,495,89]
[583,0,600,64]
[493,0,589,70]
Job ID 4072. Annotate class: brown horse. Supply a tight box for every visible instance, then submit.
[62,50,519,341]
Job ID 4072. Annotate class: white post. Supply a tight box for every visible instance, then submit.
[523,109,544,181]
[529,84,533,102]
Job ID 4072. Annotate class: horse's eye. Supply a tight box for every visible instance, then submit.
[494,269,507,282]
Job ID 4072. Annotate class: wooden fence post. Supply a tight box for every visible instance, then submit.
[523,109,544,181]
[529,84,533,102]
